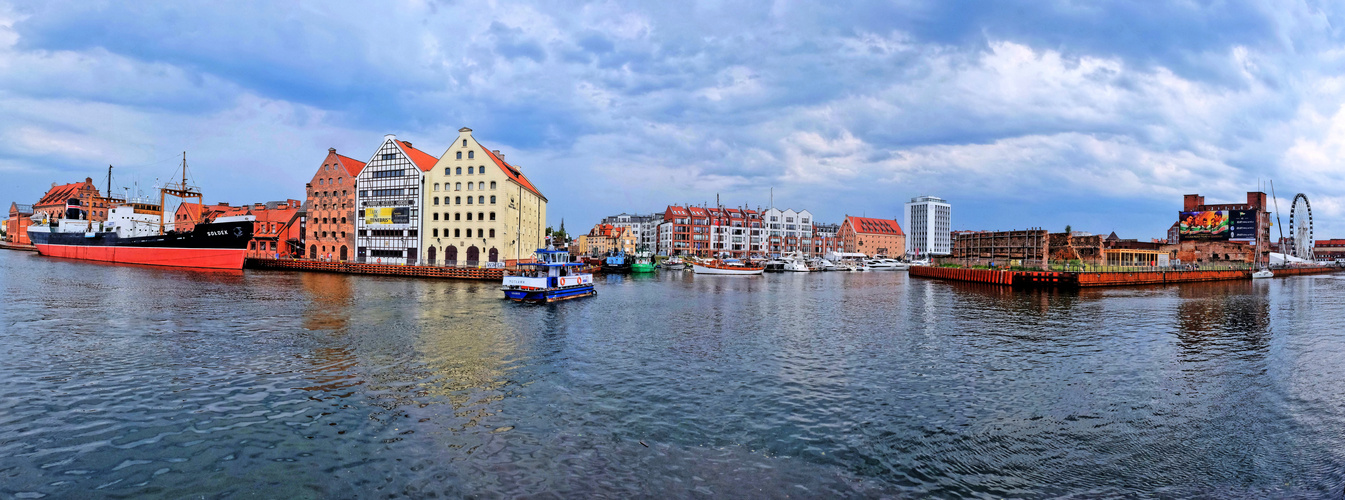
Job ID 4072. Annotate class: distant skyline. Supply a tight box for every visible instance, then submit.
[2,1,1344,239]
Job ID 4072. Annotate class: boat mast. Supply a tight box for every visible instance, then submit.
[159,152,204,235]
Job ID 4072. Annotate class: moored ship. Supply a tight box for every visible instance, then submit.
[502,248,596,303]
[27,157,255,270]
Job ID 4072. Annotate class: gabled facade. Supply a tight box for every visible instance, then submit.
[306,148,366,261]
[7,202,33,245]
[355,135,438,264]
[838,216,905,258]
[422,127,547,266]
[33,178,104,222]
[244,200,305,259]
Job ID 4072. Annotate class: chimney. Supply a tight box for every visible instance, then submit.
[493,150,503,160]
[328,147,336,154]
[404,142,412,149]
[219,202,229,206]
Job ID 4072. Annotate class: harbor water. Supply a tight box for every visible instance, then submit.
[2,250,1344,498]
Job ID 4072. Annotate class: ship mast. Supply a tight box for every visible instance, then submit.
[159,152,204,235]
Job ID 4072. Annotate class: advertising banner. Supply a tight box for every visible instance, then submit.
[1179,211,1231,240]
[1229,210,1258,240]
[364,207,410,225]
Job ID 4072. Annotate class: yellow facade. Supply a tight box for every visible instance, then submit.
[422,127,548,264]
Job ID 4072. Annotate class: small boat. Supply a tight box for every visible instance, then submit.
[601,250,632,274]
[867,258,909,271]
[693,258,764,275]
[762,258,787,272]
[661,257,686,270]
[809,257,836,271]
[502,248,596,303]
[1252,268,1273,279]
[631,251,656,273]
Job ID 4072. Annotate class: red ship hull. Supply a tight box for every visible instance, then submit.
[34,243,247,270]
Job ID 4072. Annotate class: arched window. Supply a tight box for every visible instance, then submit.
[478,182,484,190]
[456,151,462,159]
[338,178,343,185]
[341,217,346,224]
[455,182,461,190]
[456,167,462,175]
[433,213,439,221]
[466,212,473,221]
[434,183,439,191]
[462,139,467,147]
[444,167,450,175]
[454,228,460,238]
[489,229,495,238]
[477,228,484,238]
[319,179,324,186]
[489,212,495,220]
[455,196,461,204]
[433,197,439,205]
[490,196,496,204]
[467,197,473,205]
[477,212,483,221]
[309,245,316,259]
[490,181,496,189]
[467,183,473,191]
[433,228,439,237]
[478,196,484,204]
[455,212,460,221]
[468,151,474,159]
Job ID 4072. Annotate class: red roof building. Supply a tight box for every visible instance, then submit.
[838,216,905,258]
[6,202,33,245]
[33,178,105,222]
[305,147,366,261]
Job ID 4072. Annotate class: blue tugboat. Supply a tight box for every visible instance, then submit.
[601,250,632,274]
[502,248,597,303]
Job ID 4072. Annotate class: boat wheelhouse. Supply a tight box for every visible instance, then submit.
[501,248,596,303]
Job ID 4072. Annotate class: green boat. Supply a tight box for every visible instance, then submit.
[631,251,656,273]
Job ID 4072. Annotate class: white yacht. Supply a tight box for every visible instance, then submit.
[866,258,909,271]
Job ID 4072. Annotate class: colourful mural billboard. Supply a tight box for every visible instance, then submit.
[1179,211,1230,240]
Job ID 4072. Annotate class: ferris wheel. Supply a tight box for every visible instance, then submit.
[1288,193,1314,261]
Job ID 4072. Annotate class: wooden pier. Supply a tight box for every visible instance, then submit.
[247,258,505,281]
[0,242,37,252]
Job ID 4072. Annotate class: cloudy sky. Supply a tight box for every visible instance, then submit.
[2,1,1344,239]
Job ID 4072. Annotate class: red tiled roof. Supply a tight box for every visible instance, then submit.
[480,146,545,201]
[1317,239,1345,247]
[688,207,707,216]
[845,216,904,236]
[395,140,439,172]
[37,182,88,206]
[336,153,367,177]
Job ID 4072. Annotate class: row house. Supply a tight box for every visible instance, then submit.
[601,212,662,253]
[573,223,635,257]
[305,148,366,261]
[421,127,547,266]
[656,205,763,259]
[354,135,439,265]
[761,207,814,257]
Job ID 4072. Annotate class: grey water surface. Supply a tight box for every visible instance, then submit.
[1,250,1343,498]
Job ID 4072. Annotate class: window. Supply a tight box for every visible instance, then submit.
[455,182,461,191]
[371,169,404,179]
[489,212,496,220]
[467,212,474,221]
[490,195,496,204]
[478,182,484,190]
[433,197,439,205]
[477,229,484,238]
[433,213,439,221]
[359,190,368,197]
[456,167,462,175]
[434,183,440,191]
[456,151,462,159]
[489,229,495,238]
[468,166,474,174]
[462,139,467,147]
[371,249,402,258]
[490,181,496,189]
[467,183,473,191]
[478,196,484,204]
[455,196,461,204]
[319,179,324,186]
[455,213,461,221]
[454,229,460,237]
[382,153,396,160]
[433,228,439,237]
[369,189,404,197]
[338,178,343,185]
[477,212,483,221]
[467,197,473,205]
[468,151,474,159]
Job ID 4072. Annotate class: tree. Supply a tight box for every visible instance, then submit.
[1064,224,1072,235]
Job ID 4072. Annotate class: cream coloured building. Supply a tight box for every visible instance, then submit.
[422,127,547,265]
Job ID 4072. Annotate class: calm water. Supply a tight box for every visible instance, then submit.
[2,250,1344,498]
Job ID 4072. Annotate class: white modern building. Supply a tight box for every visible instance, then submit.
[601,212,663,253]
[761,207,814,257]
[904,195,951,256]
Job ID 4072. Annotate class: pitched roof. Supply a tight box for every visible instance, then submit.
[395,140,439,172]
[480,146,545,201]
[37,181,90,206]
[336,153,367,177]
[845,216,904,236]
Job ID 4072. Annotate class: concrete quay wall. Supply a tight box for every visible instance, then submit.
[0,242,37,252]
[911,265,1252,288]
[247,258,504,281]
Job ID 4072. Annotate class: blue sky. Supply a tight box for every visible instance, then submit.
[2,0,1344,239]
